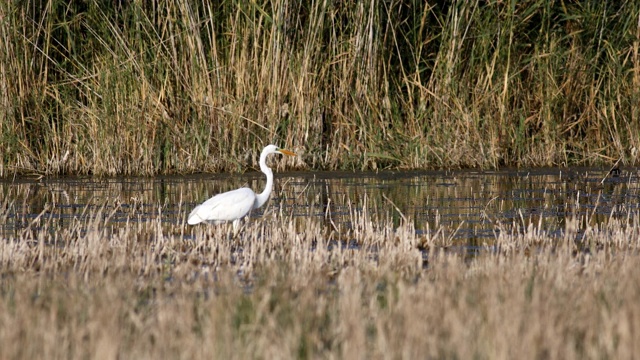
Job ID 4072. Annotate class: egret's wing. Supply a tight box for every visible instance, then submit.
[187,187,256,225]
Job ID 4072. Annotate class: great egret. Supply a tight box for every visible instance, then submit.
[187,145,296,229]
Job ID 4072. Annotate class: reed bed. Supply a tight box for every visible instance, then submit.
[2,1,640,176]
[1,195,640,359]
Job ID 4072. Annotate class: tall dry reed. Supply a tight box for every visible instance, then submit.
[1,1,639,176]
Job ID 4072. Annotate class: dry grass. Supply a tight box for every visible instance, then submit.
[1,190,640,359]
[1,1,640,176]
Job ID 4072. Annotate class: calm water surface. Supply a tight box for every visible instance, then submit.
[1,168,639,245]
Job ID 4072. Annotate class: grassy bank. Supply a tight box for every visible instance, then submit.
[1,195,640,359]
[1,1,640,176]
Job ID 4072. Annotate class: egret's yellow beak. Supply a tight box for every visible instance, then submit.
[278,148,297,156]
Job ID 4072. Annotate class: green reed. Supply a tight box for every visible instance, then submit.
[1,1,639,176]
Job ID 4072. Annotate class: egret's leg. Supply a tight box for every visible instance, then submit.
[232,219,241,238]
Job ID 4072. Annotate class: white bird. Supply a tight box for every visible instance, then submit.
[187,145,296,230]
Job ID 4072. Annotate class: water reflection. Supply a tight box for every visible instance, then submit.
[1,168,638,244]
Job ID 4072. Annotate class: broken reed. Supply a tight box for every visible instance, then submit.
[1,197,640,359]
[1,1,640,176]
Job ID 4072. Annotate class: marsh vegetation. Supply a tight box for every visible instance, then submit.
[2,1,640,176]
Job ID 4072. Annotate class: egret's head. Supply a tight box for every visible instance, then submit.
[264,144,296,157]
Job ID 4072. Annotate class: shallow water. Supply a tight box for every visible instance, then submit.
[1,168,638,245]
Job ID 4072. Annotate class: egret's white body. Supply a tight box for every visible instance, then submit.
[187,145,296,227]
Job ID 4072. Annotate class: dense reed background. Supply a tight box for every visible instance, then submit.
[1,0,640,175]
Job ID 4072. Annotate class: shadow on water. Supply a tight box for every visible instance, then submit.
[1,168,639,255]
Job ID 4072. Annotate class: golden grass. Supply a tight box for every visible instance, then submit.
[1,190,640,359]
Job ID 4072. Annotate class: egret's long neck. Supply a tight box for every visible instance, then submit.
[254,150,273,209]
